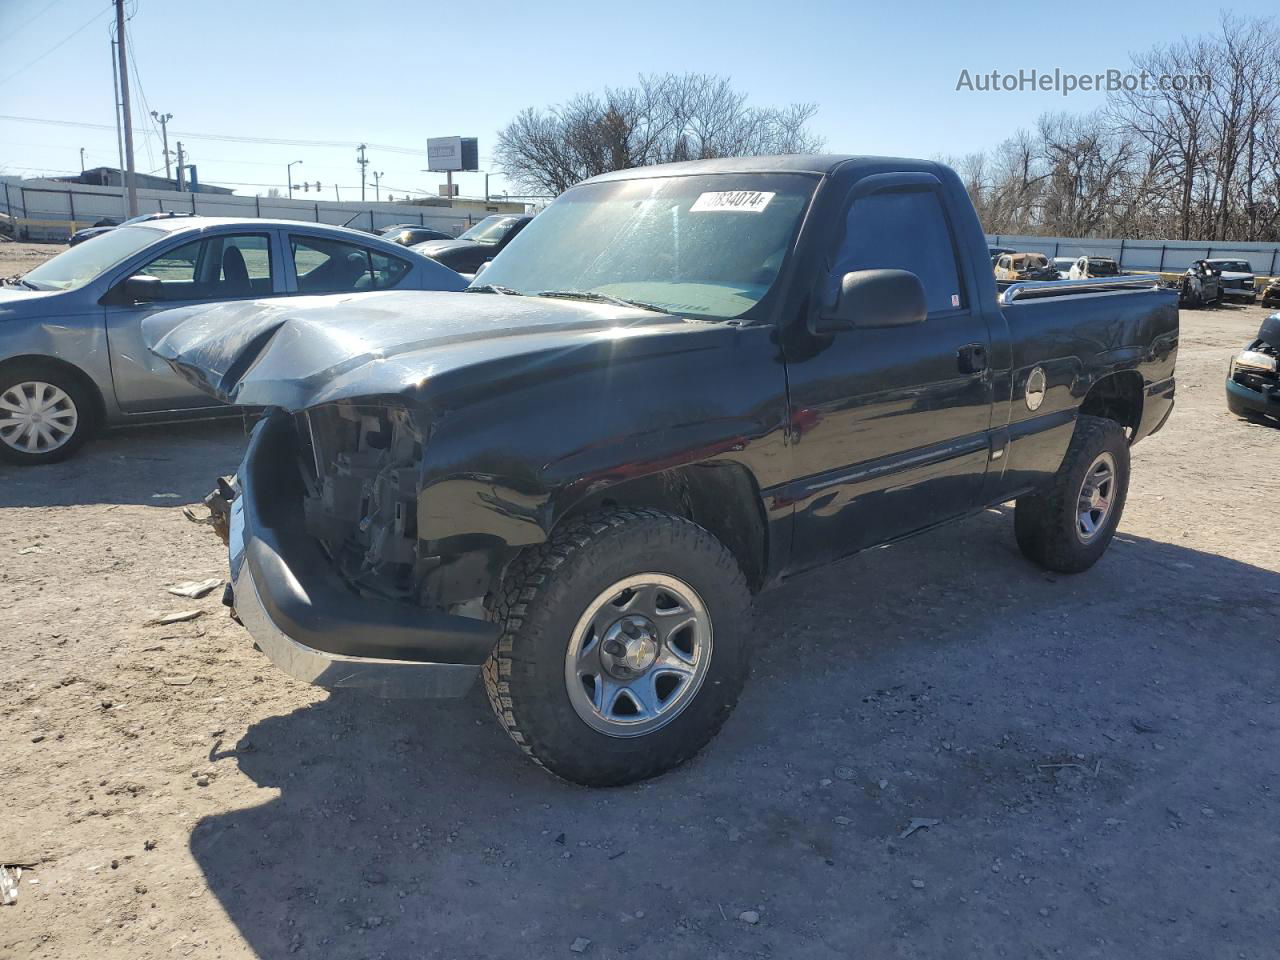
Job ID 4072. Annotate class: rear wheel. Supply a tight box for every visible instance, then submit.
[483,508,752,787]
[1014,415,1130,573]
[0,361,96,465]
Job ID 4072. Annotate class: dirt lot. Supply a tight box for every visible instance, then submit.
[1,240,1277,959]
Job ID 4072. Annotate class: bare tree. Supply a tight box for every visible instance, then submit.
[973,15,1280,242]
[495,73,823,195]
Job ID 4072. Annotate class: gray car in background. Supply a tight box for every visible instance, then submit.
[0,217,466,465]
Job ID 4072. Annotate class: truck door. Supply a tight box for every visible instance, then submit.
[782,175,994,572]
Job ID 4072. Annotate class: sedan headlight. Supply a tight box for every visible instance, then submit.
[1233,349,1277,373]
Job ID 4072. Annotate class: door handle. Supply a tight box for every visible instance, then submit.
[957,343,988,374]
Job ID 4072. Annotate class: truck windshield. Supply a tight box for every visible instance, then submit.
[477,174,815,320]
[23,226,165,291]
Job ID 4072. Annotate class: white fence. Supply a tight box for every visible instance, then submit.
[0,178,500,241]
[986,233,1280,276]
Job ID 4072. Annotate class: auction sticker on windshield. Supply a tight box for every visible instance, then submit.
[689,191,775,213]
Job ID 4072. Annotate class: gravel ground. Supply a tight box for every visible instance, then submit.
[1,241,1277,959]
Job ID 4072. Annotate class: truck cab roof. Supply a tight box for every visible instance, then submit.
[583,154,942,184]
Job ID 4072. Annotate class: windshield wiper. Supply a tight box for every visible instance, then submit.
[2,276,39,290]
[465,284,522,296]
[533,290,668,314]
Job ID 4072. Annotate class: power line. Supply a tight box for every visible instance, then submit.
[0,3,114,86]
[0,113,426,155]
[124,22,156,173]
[0,0,65,46]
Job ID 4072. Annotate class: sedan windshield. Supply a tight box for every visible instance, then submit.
[23,226,165,291]
[458,216,520,244]
[477,174,815,320]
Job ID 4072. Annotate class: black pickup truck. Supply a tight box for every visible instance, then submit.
[147,155,1179,786]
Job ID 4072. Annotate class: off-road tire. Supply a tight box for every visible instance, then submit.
[0,360,98,466]
[483,508,752,787]
[1014,415,1130,574]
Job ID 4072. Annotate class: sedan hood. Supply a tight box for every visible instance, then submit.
[0,285,68,314]
[144,289,695,410]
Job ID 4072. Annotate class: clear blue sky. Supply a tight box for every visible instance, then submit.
[1,0,1274,201]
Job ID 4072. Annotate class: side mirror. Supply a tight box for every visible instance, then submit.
[813,269,927,334]
[122,274,163,304]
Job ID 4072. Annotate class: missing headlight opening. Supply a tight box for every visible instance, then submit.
[300,402,427,601]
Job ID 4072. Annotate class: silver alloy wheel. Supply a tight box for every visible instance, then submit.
[564,573,713,738]
[1076,451,1117,543]
[0,381,79,455]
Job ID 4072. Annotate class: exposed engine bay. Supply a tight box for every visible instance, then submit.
[296,402,430,602]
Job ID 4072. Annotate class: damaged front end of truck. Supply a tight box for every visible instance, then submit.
[144,289,704,698]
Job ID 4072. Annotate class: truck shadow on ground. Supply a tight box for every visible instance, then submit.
[189,509,1280,960]
[0,418,247,508]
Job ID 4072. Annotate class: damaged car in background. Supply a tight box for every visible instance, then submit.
[993,252,1058,283]
[1160,259,1222,308]
[1261,278,1280,309]
[147,155,1178,787]
[1226,312,1280,424]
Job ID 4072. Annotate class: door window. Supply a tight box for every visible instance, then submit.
[291,236,412,293]
[133,234,274,302]
[828,189,964,314]
[138,239,201,299]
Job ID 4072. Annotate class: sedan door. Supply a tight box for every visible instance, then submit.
[103,230,283,412]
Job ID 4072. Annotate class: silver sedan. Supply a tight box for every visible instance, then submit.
[0,217,466,464]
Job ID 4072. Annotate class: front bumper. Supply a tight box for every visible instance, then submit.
[225,415,501,697]
[1226,377,1280,418]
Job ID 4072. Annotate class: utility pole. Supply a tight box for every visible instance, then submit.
[151,111,173,181]
[79,147,86,173]
[175,142,186,191]
[287,160,303,199]
[109,35,126,215]
[356,144,368,202]
[114,0,138,216]
[484,172,490,202]
[372,171,384,202]
[333,184,340,202]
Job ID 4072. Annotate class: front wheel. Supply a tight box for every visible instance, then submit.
[483,508,752,787]
[1014,415,1130,573]
[0,361,96,465]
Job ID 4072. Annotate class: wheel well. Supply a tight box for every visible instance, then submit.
[557,463,769,593]
[0,354,106,426]
[1080,371,1143,438]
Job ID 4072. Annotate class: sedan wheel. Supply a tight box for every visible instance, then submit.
[0,380,79,456]
[0,364,96,465]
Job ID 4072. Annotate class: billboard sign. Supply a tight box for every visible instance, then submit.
[427,137,479,172]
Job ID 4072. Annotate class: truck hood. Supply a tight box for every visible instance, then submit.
[144,289,699,410]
